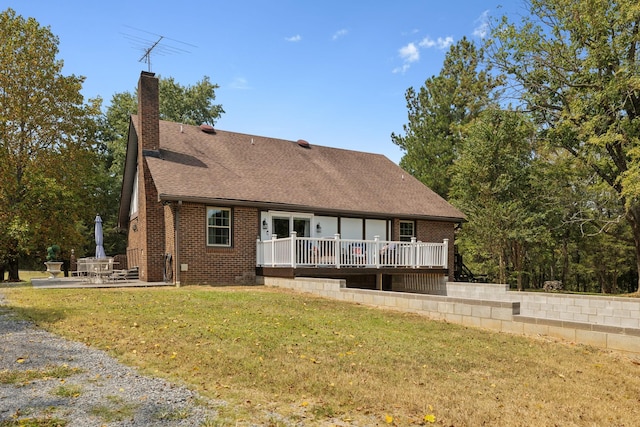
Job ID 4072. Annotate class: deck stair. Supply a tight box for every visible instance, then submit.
[125,267,139,280]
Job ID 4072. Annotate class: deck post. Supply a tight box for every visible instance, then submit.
[376,273,383,290]
[334,233,341,269]
[411,237,417,268]
[374,236,380,268]
[290,231,297,268]
[442,238,449,269]
[256,238,261,267]
[271,235,277,267]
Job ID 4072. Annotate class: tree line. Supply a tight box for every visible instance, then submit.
[0,8,223,281]
[393,0,640,292]
[2,1,639,293]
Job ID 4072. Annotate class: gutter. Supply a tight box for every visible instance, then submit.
[175,200,181,286]
[157,194,466,224]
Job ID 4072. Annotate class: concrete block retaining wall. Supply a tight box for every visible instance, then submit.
[446,282,512,301]
[449,282,640,329]
[262,277,640,355]
[262,276,519,339]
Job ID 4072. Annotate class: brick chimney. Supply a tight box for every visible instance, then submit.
[133,71,165,283]
[137,71,159,153]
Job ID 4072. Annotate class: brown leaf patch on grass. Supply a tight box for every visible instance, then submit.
[4,285,640,426]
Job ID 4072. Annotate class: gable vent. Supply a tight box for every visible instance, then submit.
[200,124,215,134]
[297,139,310,148]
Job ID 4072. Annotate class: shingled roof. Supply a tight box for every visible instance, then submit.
[128,117,464,222]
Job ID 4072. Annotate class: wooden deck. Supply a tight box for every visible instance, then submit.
[258,266,448,279]
[258,265,449,291]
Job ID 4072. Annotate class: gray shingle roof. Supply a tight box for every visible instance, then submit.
[138,118,465,221]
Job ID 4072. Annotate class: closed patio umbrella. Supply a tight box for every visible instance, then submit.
[95,214,106,259]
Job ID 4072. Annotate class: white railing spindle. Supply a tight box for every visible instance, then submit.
[256,236,450,270]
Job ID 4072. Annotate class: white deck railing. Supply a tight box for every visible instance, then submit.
[257,232,448,269]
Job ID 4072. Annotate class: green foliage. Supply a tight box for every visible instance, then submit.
[102,91,136,179]
[50,384,82,398]
[489,0,640,289]
[393,0,640,291]
[0,365,82,384]
[89,395,138,423]
[46,245,60,261]
[392,37,503,198]
[0,418,67,427]
[0,8,104,279]
[451,108,544,288]
[159,76,224,126]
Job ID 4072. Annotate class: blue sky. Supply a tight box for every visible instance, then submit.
[8,1,518,164]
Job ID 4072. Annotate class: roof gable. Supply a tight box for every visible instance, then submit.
[127,118,465,221]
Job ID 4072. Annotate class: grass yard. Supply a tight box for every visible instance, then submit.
[2,285,640,426]
[2,270,50,282]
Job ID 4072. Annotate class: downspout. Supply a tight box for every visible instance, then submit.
[175,200,182,287]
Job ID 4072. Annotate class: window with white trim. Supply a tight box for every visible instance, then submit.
[129,169,139,218]
[207,207,231,246]
[399,220,415,242]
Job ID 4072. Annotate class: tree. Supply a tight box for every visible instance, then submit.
[531,146,637,292]
[392,37,502,198]
[451,108,544,289]
[490,0,640,290]
[0,8,102,281]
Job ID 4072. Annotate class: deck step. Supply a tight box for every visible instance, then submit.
[125,267,139,280]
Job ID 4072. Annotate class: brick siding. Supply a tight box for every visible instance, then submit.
[416,220,456,281]
[126,72,165,282]
[391,218,456,281]
[173,203,258,285]
[133,200,457,285]
[138,72,159,152]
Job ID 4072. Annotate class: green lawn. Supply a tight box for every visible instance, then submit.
[2,285,640,426]
[2,270,50,282]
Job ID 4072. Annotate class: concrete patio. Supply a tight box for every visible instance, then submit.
[31,277,173,289]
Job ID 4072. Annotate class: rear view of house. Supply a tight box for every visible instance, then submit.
[118,71,465,290]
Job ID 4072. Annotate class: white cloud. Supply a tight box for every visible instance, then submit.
[332,29,348,40]
[399,42,420,63]
[401,29,420,37]
[285,34,302,42]
[393,35,454,73]
[473,10,490,38]
[393,42,420,74]
[418,36,454,50]
[229,77,250,90]
[392,64,411,74]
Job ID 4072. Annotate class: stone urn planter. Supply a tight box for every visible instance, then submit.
[45,244,63,279]
[44,261,64,279]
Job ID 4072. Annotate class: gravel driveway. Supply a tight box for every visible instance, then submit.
[0,293,220,426]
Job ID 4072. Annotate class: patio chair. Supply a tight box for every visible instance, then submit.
[347,243,366,265]
[379,243,397,265]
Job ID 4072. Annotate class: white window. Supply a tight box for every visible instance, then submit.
[207,207,231,246]
[365,219,387,240]
[340,218,363,239]
[265,211,313,239]
[129,169,139,218]
[399,220,415,242]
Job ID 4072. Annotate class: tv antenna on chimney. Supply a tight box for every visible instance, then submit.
[139,36,164,72]
[121,26,196,72]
